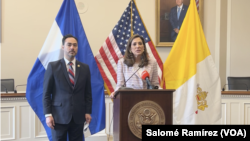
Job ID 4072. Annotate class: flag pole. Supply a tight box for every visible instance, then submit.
[133,0,165,88]
[130,0,133,36]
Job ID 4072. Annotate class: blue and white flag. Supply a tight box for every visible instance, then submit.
[26,0,105,140]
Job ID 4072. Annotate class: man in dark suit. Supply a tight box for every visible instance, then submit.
[169,0,188,42]
[43,34,92,141]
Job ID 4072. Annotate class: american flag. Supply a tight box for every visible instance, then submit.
[196,0,199,12]
[95,0,163,94]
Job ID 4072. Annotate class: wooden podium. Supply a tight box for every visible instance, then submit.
[113,89,174,141]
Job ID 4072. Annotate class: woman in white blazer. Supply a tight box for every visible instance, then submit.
[110,34,160,98]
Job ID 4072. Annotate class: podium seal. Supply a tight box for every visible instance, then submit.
[128,100,165,139]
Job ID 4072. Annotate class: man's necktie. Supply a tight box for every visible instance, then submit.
[68,62,75,88]
[177,7,181,20]
[177,7,181,29]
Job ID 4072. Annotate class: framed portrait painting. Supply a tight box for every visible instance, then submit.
[155,0,204,47]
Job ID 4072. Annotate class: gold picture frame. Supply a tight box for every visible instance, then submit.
[155,0,204,47]
[0,0,2,43]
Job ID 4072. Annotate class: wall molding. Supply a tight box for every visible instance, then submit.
[1,97,27,101]
[1,106,15,140]
[222,94,250,98]
[19,105,31,139]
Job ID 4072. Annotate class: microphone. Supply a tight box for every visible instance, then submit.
[1,84,8,93]
[119,66,142,90]
[14,84,27,93]
[222,84,249,91]
[141,70,154,89]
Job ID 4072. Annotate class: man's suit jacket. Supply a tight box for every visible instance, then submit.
[169,5,188,42]
[43,58,92,124]
[115,57,159,91]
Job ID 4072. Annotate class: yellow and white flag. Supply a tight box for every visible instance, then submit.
[163,0,221,124]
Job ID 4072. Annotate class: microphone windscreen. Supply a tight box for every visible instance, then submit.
[141,70,149,80]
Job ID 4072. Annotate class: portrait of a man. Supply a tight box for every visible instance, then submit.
[157,0,192,44]
[169,0,188,42]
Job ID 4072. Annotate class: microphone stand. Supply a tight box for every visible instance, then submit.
[1,84,8,93]
[115,66,142,98]
[145,77,153,89]
[119,67,141,90]
[14,84,27,93]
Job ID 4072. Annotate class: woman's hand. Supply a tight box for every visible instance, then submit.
[110,92,115,99]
